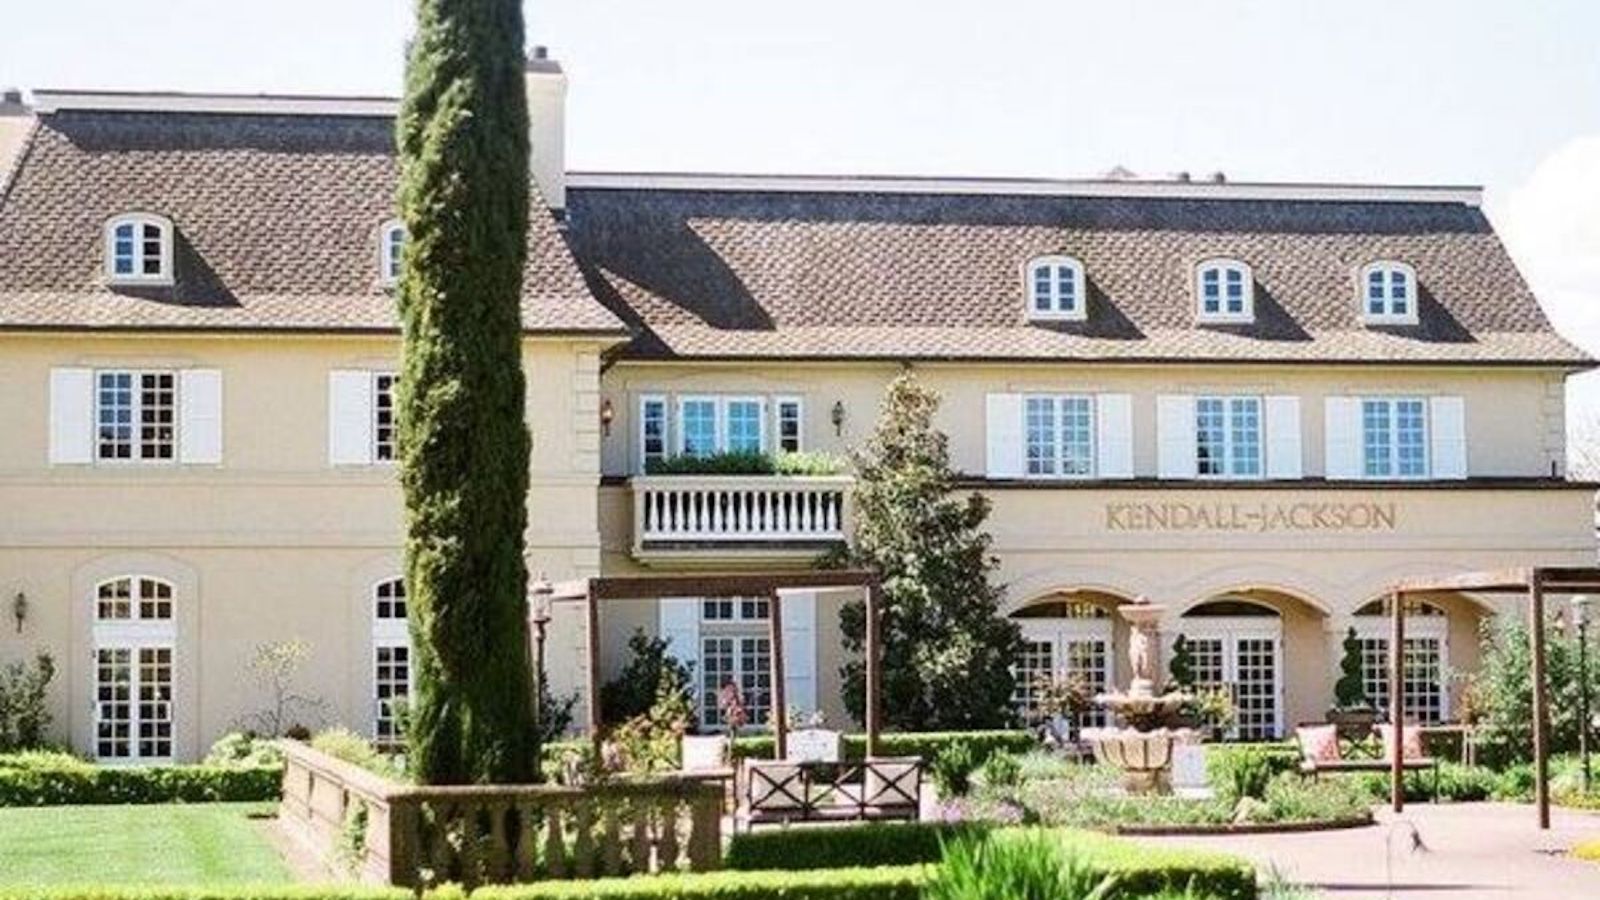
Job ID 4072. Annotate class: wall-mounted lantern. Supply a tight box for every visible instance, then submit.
[11,591,26,634]
[599,397,615,437]
[830,400,846,437]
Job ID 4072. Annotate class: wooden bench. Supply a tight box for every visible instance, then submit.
[741,756,923,830]
[1296,732,1440,798]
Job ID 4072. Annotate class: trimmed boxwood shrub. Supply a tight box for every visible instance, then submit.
[546,729,1033,769]
[0,871,926,900]
[726,822,985,870]
[0,752,281,806]
[1051,830,1257,900]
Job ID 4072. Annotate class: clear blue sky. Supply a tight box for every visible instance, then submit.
[5,0,1600,439]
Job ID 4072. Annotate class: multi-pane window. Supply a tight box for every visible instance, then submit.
[1195,397,1262,477]
[375,579,406,621]
[1014,639,1055,716]
[775,398,803,453]
[373,373,398,462]
[96,577,174,622]
[1062,640,1109,730]
[374,644,411,745]
[680,399,718,457]
[96,646,173,760]
[700,598,771,729]
[1182,601,1283,740]
[372,578,411,745]
[700,636,772,728]
[1026,256,1085,319]
[96,371,176,462]
[1361,262,1416,324]
[640,396,667,469]
[1355,598,1447,725]
[677,396,766,458]
[381,222,406,285]
[106,215,170,283]
[1024,396,1094,477]
[1196,260,1251,321]
[1361,398,1427,478]
[726,400,763,453]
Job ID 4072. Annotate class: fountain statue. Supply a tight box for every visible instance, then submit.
[1088,600,1194,794]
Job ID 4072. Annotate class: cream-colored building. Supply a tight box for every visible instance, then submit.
[0,57,1593,761]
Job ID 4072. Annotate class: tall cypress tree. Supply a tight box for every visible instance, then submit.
[396,0,537,784]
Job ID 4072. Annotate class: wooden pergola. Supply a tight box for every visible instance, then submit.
[1390,566,1600,829]
[541,570,884,760]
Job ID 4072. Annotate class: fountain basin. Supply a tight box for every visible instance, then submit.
[1086,728,1191,794]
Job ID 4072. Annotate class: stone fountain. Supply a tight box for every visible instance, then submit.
[1088,601,1193,794]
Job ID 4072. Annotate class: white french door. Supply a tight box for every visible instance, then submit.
[1180,619,1283,741]
[1016,620,1112,732]
[94,643,174,761]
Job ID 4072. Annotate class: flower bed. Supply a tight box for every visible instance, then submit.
[945,751,1371,834]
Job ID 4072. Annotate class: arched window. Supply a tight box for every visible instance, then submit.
[379,220,406,285]
[1180,597,1282,739]
[104,213,174,284]
[1359,261,1418,325]
[1025,255,1087,321]
[1194,258,1253,323]
[91,576,176,761]
[372,578,410,746]
[95,576,174,621]
[1352,596,1448,724]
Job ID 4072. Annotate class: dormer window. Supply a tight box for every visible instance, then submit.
[104,214,173,285]
[1025,255,1086,321]
[380,220,406,285]
[1360,261,1417,325]
[1195,259,1252,323]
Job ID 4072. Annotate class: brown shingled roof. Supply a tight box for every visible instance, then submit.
[565,186,1589,365]
[0,109,623,335]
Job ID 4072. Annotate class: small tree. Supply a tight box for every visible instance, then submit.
[831,372,1023,729]
[0,653,54,752]
[1167,634,1195,691]
[1467,615,1600,767]
[239,638,325,737]
[1332,627,1372,711]
[600,630,695,726]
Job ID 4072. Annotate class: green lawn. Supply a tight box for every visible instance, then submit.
[0,802,292,885]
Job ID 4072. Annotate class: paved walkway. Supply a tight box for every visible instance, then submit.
[1140,803,1600,899]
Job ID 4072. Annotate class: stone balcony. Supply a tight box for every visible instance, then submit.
[628,474,854,562]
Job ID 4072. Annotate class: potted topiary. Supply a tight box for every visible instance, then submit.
[1328,626,1378,740]
[1163,634,1202,730]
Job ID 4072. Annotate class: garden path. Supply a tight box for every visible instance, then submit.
[1141,802,1600,898]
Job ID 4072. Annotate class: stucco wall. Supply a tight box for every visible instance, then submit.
[0,332,608,759]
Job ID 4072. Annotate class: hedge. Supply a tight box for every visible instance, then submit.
[0,870,927,900]
[545,730,1032,768]
[727,825,1255,900]
[0,752,281,806]
[726,822,985,870]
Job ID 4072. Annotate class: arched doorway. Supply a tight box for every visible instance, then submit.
[1010,597,1115,731]
[1179,598,1283,740]
[1352,596,1449,725]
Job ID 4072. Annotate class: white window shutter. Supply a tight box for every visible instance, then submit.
[1156,395,1197,479]
[1095,393,1134,479]
[328,370,374,466]
[780,591,817,717]
[658,597,701,674]
[1324,397,1362,480]
[1263,395,1302,480]
[178,369,223,464]
[48,367,94,465]
[1430,396,1467,480]
[985,393,1024,478]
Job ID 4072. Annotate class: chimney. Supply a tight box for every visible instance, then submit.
[1209,171,1227,184]
[524,46,567,211]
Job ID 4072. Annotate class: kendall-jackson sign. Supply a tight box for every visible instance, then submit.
[1105,500,1397,533]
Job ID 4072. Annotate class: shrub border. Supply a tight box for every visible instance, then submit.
[1112,811,1374,836]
